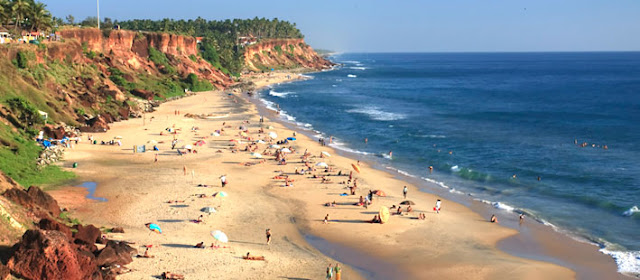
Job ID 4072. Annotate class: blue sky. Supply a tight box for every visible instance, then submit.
[43,0,640,52]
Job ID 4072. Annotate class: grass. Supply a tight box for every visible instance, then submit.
[0,123,75,188]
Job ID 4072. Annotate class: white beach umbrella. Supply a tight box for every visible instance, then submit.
[183,144,193,150]
[256,140,266,144]
[201,207,216,213]
[211,132,220,137]
[211,230,229,243]
[321,151,331,157]
[270,144,281,149]
[316,162,329,168]
[147,140,158,144]
[280,148,292,153]
[267,125,274,129]
[251,153,263,158]
[268,132,278,139]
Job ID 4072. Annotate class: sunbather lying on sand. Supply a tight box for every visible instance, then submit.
[136,248,155,258]
[194,242,205,248]
[166,200,185,204]
[243,252,265,261]
[210,243,229,249]
[161,271,184,280]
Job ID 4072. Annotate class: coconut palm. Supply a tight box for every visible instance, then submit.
[28,1,50,32]
[0,0,10,28]
[11,0,31,32]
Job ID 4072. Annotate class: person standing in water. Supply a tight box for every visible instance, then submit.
[435,199,442,213]
[403,186,408,199]
[389,150,393,159]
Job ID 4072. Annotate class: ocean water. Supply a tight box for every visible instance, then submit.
[259,52,640,274]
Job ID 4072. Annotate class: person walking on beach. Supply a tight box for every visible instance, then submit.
[325,264,333,280]
[324,214,330,224]
[265,229,272,245]
[221,175,227,187]
[183,165,187,176]
[334,263,342,280]
[154,153,158,163]
[403,186,408,199]
[435,199,441,213]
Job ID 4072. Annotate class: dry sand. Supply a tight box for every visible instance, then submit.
[55,72,581,279]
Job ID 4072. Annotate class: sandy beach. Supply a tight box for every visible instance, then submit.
[50,72,623,279]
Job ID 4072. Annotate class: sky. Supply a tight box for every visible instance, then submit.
[43,0,640,52]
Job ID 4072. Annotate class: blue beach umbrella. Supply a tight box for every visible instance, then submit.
[286,137,296,141]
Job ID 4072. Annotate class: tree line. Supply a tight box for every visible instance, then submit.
[0,0,55,34]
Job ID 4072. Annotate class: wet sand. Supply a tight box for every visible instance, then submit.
[50,71,624,279]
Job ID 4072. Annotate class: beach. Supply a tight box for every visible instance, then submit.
[52,71,623,279]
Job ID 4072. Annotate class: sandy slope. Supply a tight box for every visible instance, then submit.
[56,72,574,280]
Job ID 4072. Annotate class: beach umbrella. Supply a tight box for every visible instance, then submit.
[256,140,266,144]
[267,126,274,129]
[147,140,158,144]
[268,132,278,139]
[270,144,281,149]
[379,207,390,224]
[211,132,220,137]
[373,190,387,197]
[351,163,361,173]
[215,191,228,198]
[239,125,247,130]
[281,148,292,153]
[316,162,329,168]
[321,151,331,157]
[201,207,217,213]
[147,223,162,233]
[251,152,263,158]
[400,200,416,205]
[286,137,296,141]
[211,230,229,243]
[183,144,193,150]
[240,132,248,137]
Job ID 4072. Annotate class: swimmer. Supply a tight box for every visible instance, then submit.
[519,214,524,225]
[429,166,433,173]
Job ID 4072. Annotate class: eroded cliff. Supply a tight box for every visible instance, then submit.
[244,39,333,72]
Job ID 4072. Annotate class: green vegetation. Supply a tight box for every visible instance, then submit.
[15,51,32,69]
[148,46,175,74]
[274,45,283,55]
[184,73,213,92]
[0,0,53,35]
[189,54,197,62]
[0,123,75,187]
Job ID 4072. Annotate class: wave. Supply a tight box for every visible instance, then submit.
[268,90,294,98]
[347,74,357,78]
[385,166,418,178]
[259,98,296,122]
[328,139,371,156]
[622,206,640,217]
[600,248,640,274]
[346,106,407,121]
[342,60,361,64]
[415,134,446,139]
[349,66,367,70]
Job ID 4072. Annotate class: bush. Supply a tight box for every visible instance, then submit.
[274,45,283,55]
[15,51,30,69]
[184,73,213,92]
[189,54,197,62]
[148,46,175,74]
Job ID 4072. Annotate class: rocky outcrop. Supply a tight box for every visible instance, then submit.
[36,145,65,168]
[131,88,155,100]
[244,38,334,71]
[2,186,61,218]
[7,229,101,280]
[80,115,110,132]
[73,224,102,245]
[95,240,137,267]
[0,263,9,280]
[38,218,72,239]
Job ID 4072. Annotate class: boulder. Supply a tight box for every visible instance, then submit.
[110,227,125,233]
[38,218,72,239]
[7,229,101,280]
[80,115,110,132]
[42,125,67,139]
[0,263,9,280]
[73,224,102,245]
[130,88,155,100]
[95,240,137,267]
[3,186,61,218]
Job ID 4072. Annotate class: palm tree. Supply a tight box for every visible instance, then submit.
[0,0,10,28]
[28,1,50,33]
[11,0,31,32]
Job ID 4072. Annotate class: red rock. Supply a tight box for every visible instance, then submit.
[110,227,125,233]
[131,88,155,100]
[3,186,61,218]
[7,229,102,280]
[80,115,110,132]
[38,218,72,239]
[95,240,137,267]
[0,262,9,280]
[73,224,102,245]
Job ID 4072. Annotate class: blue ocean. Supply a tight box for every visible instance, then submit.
[258,52,640,273]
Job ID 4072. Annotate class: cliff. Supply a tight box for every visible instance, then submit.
[244,39,334,72]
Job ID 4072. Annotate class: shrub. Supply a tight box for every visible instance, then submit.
[15,51,30,69]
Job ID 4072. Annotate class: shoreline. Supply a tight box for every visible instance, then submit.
[249,73,633,279]
[51,70,623,279]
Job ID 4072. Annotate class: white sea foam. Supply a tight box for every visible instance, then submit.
[347,74,357,78]
[349,66,367,70]
[600,249,640,274]
[385,167,418,178]
[342,60,361,64]
[328,139,370,156]
[346,106,406,121]
[416,134,447,139]
[268,90,294,98]
[622,206,640,217]
[451,165,460,172]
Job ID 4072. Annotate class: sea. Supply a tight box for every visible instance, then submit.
[257,52,640,274]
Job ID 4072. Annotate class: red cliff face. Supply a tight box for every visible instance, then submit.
[58,28,231,87]
[244,39,333,71]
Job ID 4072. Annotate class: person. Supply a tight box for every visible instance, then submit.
[435,199,441,213]
[244,252,265,261]
[266,229,272,245]
[137,247,154,258]
[371,214,380,223]
[326,264,333,280]
[334,263,342,280]
[196,215,204,223]
[396,206,403,215]
[324,214,330,224]
[418,213,426,220]
[364,138,368,144]
[403,186,408,199]
[429,166,433,173]
[407,205,413,213]
[154,153,158,163]
[194,242,205,248]
[491,214,498,223]
[519,214,524,225]
[183,165,187,176]
[537,176,541,181]
[389,150,393,158]
[161,272,184,280]
[221,175,227,187]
